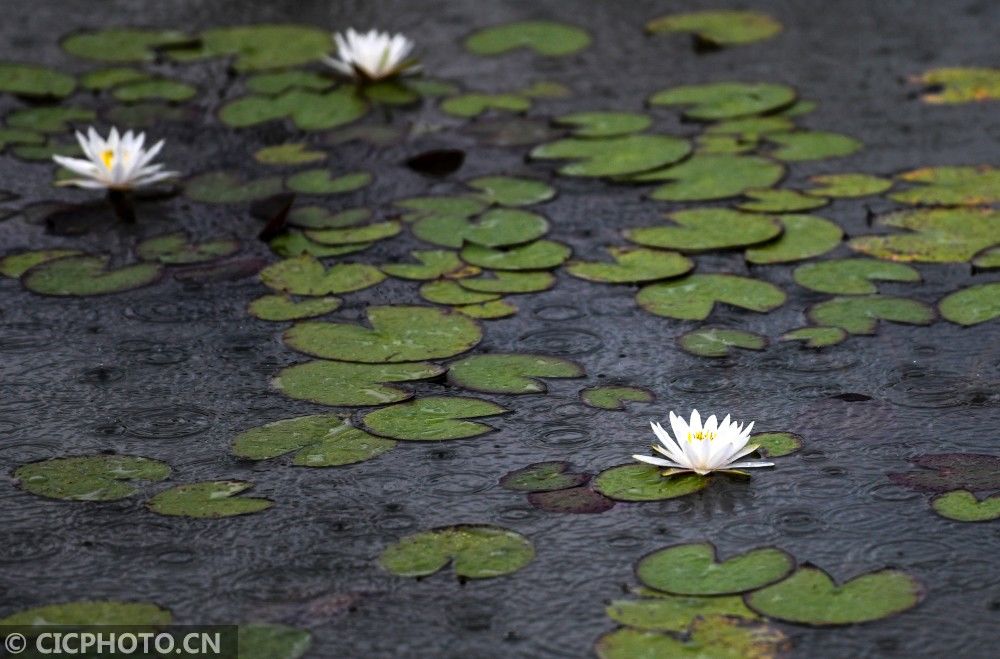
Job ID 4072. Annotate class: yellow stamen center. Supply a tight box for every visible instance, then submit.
[100,150,115,169]
[687,430,717,442]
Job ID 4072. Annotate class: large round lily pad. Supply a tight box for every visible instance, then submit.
[467,175,556,206]
[939,282,1000,326]
[447,354,584,394]
[637,542,794,596]
[0,600,172,627]
[793,258,921,295]
[362,396,508,441]
[147,481,273,518]
[637,274,786,320]
[931,490,1000,522]
[744,214,843,264]
[889,166,1000,206]
[678,328,767,358]
[808,295,934,334]
[260,255,385,296]
[566,247,693,283]
[625,208,782,252]
[14,455,170,501]
[22,255,161,296]
[646,10,782,46]
[274,360,445,407]
[593,464,709,501]
[649,82,796,120]
[381,250,471,280]
[465,21,591,56]
[531,134,691,178]
[380,525,534,579]
[413,208,549,248]
[232,414,397,466]
[849,208,1000,263]
[460,240,571,270]
[631,154,785,202]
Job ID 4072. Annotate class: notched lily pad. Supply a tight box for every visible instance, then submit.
[363,396,508,441]
[440,93,531,118]
[849,208,1000,263]
[147,481,273,518]
[580,386,654,411]
[646,10,782,46]
[649,82,796,120]
[555,111,652,137]
[779,326,848,348]
[766,131,862,161]
[380,525,534,579]
[566,247,693,284]
[14,455,170,501]
[527,486,615,514]
[750,432,803,457]
[275,360,444,407]
[460,240,571,270]
[888,454,1000,492]
[269,232,371,259]
[593,464,709,501]
[0,249,82,278]
[454,299,518,319]
[420,280,499,305]
[381,250,471,280]
[457,270,554,293]
[246,71,332,95]
[638,542,794,596]
[465,21,591,57]
[248,294,341,321]
[499,461,589,492]
[793,258,921,295]
[306,221,400,246]
[678,328,766,358]
[232,414,397,466]
[939,282,1000,326]
[806,173,892,198]
[467,175,556,206]
[137,232,240,265]
[289,206,370,229]
[916,67,1000,104]
[632,154,785,202]
[173,24,330,71]
[287,169,371,195]
[744,214,843,264]
[254,142,327,165]
[530,135,691,178]
[738,188,828,213]
[637,274,786,321]
[22,255,161,296]
[931,490,1000,522]
[185,171,284,203]
[447,354,584,394]
[62,28,190,62]
[808,295,934,334]
[889,165,1000,206]
[606,593,759,632]
[260,255,385,295]
[625,208,782,253]
[595,617,789,659]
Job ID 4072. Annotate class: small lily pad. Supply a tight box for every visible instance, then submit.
[112,78,197,102]
[382,250,470,280]
[566,247,693,284]
[413,208,549,248]
[248,294,341,321]
[22,255,161,296]
[465,21,591,57]
[849,208,1000,263]
[637,542,794,596]
[766,131,862,161]
[890,165,1000,206]
[285,305,481,363]
[232,414,397,466]
[147,481,273,518]
[269,232,371,258]
[238,624,312,659]
[595,618,788,659]
[695,133,757,155]
[14,455,170,501]
[499,461,589,492]
[580,386,654,411]
[81,67,151,90]
[646,10,782,46]
[454,300,518,319]
[467,176,556,206]
[738,189,828,213]
[625,208,782,252]
[306,221,401,246]
[678,328,767,358]
[705,116,795,138]
[440,93,531,117]
[62,27,190,62]
[275,360,444,407]
[447,354,584,394]
[779,326,848,348]
[0,62,76,98]
[808,295,934,334]
[805,173,892,198]
[793,258,921,295]
[632,154,786,202]
[7,107,97,132]
[751,432,803,457]
[916,67,1000,104]
[0,600,172,627]
[889,454,1000,492]
[744,214,843,264]
[395,195,488,222]
[939,282,1000,326]
[649,82,796,120]
[137,232,240,265]
[246,71,332,94]
[457,270,554,293]
[528,487,615,514]
[286,169,371,195]
[0,249,82,278]
[363,396,509,441]
[185,171,284,203]
[593,464,709,502]
[973,246,1000,269]
[530,135,691,177]
[260,255,385,295]
[460,240,571,270]
[219,88,368,131]
[0,127,45,149]
[288,206,370,229]
[637,274,786,321]
[931,490,1000,522]
[555,111,652,137]
[745,566,923,626]
[254,143,327,165]
[420,280,500,305]
[380,525,534,579]
[606,594,759,632]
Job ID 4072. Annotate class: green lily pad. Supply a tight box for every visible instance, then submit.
[738,189,828,213]
[593,464,709,501]
[289,206,370,229]
[219,88,368,131]
[447,354,583,394]
[173,24,329,71]
[440,93,531,117]
[939,282,1000,326]
[260,255,385,295]
[518,80,572,98]
[530,134,690,177]
[395,195,489,222]
[248,294,341,321]
[632,154,785,202]
[238,624,312,659]
[931,490,1000,522]
[745,214,843,264]
[973,246,1000,269]
[917,67,1000,104]
[0,127,45,149]
[705,116,795,138]
[607,594,759,632]
[695,133,757,155]
[455,299,518,319]
[637,274,786,321]
[805,173,893,198]
[380,525,534,579]
[465,21,591,57]
[793,258,921,294]
[269,232,371,258]
[13,139,81,161]
[889,165,1000,206]
[580,386,654,410]
[275,360,444,407]
[849,208,1000,263]
[363,396,508,441]
[254,142,327,165]
[566,247,693,284]
[136,232,240,265]
[595,617,788,659]
[420,280,500,305]
[7,107,97,132]
[414,208,549,248]
[499,461,589,492]
[358,80,420,105]
[555,111,652,137]
[0,249,82,278]
[22,255,161,296]
[751,432,803,457]
[81,66,152,90]
[460,240,571,270]
[745,566,923,626]
[185,170,284,203]
[62,27,190,61]
[0,600,172,627]
[306,221,401,246]
[14,455,170,501]
[147,481,273,518]
[467,176,556,206]
[287,169,371,195]
[625,208,782,252]
[457,270,553,293]
[678,328,767,358]
[246,70,332,94]
[779,326,848,348]
[381,250,470,280]
[0,63,76,98]
[649,82,796,120]
[112,78,197,102]
[637,542,794,596]
[767,131,862,161]
[646,10,782,46]
[232,414,397,466]
[284,305,482,363]
[808,295,934,334]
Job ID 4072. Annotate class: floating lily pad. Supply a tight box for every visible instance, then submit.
[275,359,445,407]
[767,131,862,161]
[395,195,488,222]
[137,232,239,265]
[465,21,591,57]
[745,214,843,264]
[0,127,45,149]
[220,88,368,131]
[888,454,1000,492]
[745,566,923,626]
[363,396,508,441]
[382,250,470,280]
[931,490,1000,522]
[185,171,284,203]
[637,274,786,320]
[805,173,893,198]
[460,240,571,270]
[646,10,782,46]
[440,93,531,117]
[678,328,767,358]
[306,221,401,245]
[637,542,794,596]
[528,487,615,514]
[499,461,589,492]
[580,386,654,410]
[750,432,803,457]
[173,24,330,71]
[596,618,788,659]
[147,481,273,518]
[779,326,848,348]
[849,208,1000,263]
[649,82,796,120]
[939,282,1000,326]
[632,154,785,201]
[260,255,385,295]
[973,246,1000,269]
[414,208,549,248]
[238,624,312,659]
[284,305,482,362]
[607,594,759,632]
[0,600,172,627]
[889,165,1000,206]
[0,249,82,278]
[593,464,709,501]
[566,247,693,284]
[808,295,934,334]
[287,169,371,195]
[14,455,170,501]
[7,107,96,132]
[625,208,782,252]
[555,111,652,137]
[467,176,556,206]
[62,27,190,61]
[695,133,757,155]
[254,143,327,165]
[420,280,500,305]
[269,232,371,258]
[232,414,397,466]
[380,525,534,579]
[447,354,583,394]
[793,258,921,295]
[248,294,341,321]
[289,206,370,229]
[363,80,420,105]
[22,255,161,296]
[705,116,795,138]
[112,78,197,102]
[916,67,1000,104]
[454,299,518,319]
[0,62,76,98]
[457,270,554,293]
[738,189,828,213]
[246,71,332,94]
[530,135,691,177]
[81,66,152,90]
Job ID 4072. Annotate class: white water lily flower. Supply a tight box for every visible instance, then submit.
[324,28,419,81]
[52,127,176,190]
[633,409,774,476]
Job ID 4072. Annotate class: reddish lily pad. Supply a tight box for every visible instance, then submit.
[888,454,1000,492]
[147,481,273,518]
[499,461,589,492]
[527,487,615,513]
